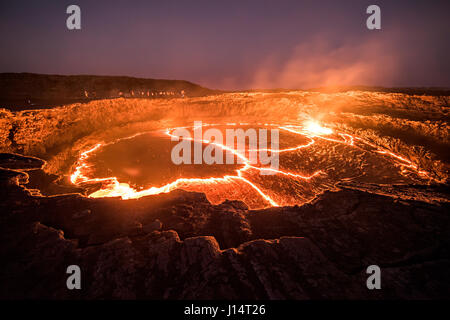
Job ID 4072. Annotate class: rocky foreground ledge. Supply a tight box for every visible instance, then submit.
[0,153,449,299]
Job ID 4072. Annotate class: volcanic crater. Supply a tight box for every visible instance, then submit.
[1,87,449,299]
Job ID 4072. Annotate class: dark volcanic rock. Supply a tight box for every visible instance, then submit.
[0,154,449,299]
[0,152,44,170]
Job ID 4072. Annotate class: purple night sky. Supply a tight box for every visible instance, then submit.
[0,0,449,90]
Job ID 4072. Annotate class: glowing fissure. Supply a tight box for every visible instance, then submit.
[70,121,433,207]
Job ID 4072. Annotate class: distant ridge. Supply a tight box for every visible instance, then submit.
[0,73,219,110]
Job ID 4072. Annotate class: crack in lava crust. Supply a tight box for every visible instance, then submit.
[70,121,434,209]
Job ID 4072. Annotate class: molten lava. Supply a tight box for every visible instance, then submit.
[70,121,434,209]
[303,120,333,135]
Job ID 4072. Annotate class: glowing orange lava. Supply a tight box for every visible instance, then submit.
[303,120,333,135]
[70,121,434,208]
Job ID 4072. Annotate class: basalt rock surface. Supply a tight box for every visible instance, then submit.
[0,154,449,299]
